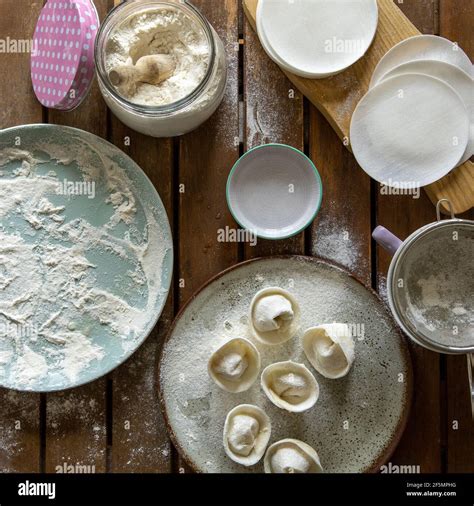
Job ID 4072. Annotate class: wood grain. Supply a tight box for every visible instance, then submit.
[374,0,442,474]
[243,8,305,258]
[376,196,442,472]
[98,0,174,474]
[0,390,41,473]
[309,109,372,286]
[66,0,176,476]
[176,0,240,472]
[439,0,474,473]
[243,0,474,215]
[109,126,174,473]
[44,0,109,474]
[0,0,471,476]
[0,0,44,474]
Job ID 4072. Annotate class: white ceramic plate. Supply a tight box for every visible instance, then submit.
[375,60,474,165]
[226,144,322,240]
[350,73,470,187]
[159,257,413,473]
[257,0,378,78]
[370,35,473,88]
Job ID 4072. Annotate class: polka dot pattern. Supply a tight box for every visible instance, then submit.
[31,0,99,110]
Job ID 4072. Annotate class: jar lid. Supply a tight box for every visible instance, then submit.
[31,0,99,111]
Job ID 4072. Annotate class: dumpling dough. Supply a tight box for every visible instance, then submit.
[374,60,474,166]
[208,338,260,393]
[254,295,293,332]
[302,324,355,379]
[350,73,469,187]
[264,439,323,474]
[223,404,271,466]
[257,0,378,78]
[370,35,474,88]
[249,287,300,345]
[261,361,319,412]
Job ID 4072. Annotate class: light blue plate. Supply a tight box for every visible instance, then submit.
[0,125,173,392]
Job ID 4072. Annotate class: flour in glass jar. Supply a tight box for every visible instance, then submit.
[105,7,211,106]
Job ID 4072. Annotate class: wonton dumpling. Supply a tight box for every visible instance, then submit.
[223,404,271,466]
[264,439,323,474]
[261,361,319,412]
[302,324,355,379]
[249,287,300,345]
[208,338,261,393]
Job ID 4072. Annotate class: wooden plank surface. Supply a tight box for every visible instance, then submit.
[243,7,305,258]
[309,110,372,286]
[176,0,240,472]
[0,0,472,476]
[178,0,240,304]
[439,0,474,474]
[376,198,443,472]
[0,0,44,474]
[375,0,442,474]
[243,0,474,216]
[44,0,109,474]
[109,126,174,473]
[102,0,175,475]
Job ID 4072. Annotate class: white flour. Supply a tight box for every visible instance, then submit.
[407,272,473,345]
[105,7,210,106]
[0,136,169,390]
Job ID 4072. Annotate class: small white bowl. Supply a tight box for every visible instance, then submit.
[226,144,323,240]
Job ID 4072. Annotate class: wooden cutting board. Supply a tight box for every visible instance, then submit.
[243,0,474,214]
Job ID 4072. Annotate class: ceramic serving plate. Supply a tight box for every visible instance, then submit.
[0,124,173,392]
[158,256,412,473]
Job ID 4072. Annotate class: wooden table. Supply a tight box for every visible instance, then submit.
[0,0,472,474]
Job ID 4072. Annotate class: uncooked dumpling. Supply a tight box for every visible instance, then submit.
[208,338,260,393]
[223,404,271,466]
[264,439,323,474]
[302,324,355,379]
[249,287,300,345]
[261,361,319,412]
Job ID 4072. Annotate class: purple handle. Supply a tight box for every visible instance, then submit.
[372,226,403,256]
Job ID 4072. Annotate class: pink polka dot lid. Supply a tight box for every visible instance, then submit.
[31,0,100,111]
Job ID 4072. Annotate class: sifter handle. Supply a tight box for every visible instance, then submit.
[372,226,403,257]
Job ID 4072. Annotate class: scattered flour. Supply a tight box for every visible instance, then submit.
[406,272,473,346]
[313,207,369,281]
[0,133,170,390]
[0,390,40,472]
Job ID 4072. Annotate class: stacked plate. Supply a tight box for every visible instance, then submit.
[350,35,473,188]
[256,0,378,79]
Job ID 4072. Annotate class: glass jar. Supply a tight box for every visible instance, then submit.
[95,0,227,138]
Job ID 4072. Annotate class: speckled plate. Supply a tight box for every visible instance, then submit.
[0,124,173,392]
[158,256,413,473]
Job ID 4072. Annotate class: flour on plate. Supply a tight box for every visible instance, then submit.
[0,137,167,389]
